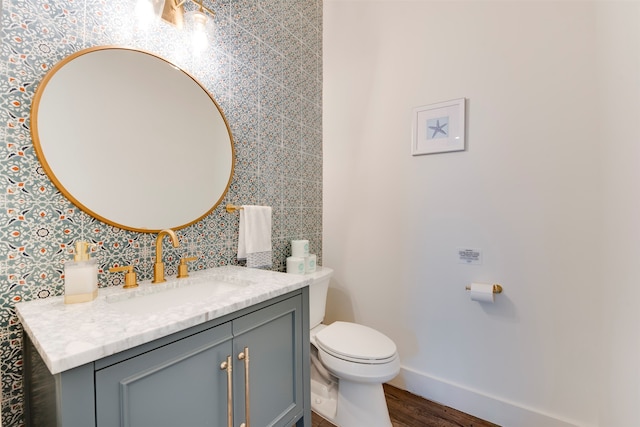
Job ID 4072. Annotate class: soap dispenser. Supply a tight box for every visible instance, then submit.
[64,241,98,304]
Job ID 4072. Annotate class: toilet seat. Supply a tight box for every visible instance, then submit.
[315,321,397,364]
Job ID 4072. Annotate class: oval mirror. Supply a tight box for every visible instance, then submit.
[31,46,234,232]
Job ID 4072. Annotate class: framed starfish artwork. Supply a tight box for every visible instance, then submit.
[411,98,466,155]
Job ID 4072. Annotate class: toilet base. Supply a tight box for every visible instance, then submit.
[311,377,338,421]
[334,380,392,427]
[310,377,392,427]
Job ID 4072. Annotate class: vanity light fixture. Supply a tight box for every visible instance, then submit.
[140,0,216,53]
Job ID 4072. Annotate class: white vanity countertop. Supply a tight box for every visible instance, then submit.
[16,266,312,375]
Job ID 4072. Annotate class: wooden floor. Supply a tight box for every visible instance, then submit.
[311,384,500,427]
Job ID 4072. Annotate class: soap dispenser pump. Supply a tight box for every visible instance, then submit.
[64,241,99,304]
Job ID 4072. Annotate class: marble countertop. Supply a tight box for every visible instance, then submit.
[16,266,312,375]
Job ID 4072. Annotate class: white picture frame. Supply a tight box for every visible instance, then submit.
[411,98,466,156]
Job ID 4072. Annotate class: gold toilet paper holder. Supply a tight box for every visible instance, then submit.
[465,284,503,294]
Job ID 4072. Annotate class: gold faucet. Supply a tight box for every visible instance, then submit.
[153,229,180,283]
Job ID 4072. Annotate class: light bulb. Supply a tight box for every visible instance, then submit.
[135,0,164,29]
[184,10,213,54]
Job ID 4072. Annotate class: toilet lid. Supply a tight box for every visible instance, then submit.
[315,321,397,363]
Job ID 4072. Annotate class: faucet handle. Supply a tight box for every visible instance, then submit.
[109,265,138,289]
[177,256,198,278]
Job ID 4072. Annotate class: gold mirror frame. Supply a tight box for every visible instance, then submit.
[31,46,234,232]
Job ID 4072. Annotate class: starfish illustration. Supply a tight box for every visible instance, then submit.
[428,119,448,138]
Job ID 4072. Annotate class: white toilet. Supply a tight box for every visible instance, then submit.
[307,267,400,427]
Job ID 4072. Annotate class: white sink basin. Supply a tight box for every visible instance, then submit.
[106,275,253,315]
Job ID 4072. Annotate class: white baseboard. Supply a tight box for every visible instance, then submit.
[388,367,588,427]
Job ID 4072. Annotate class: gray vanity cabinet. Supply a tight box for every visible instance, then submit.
[24,289,311,427]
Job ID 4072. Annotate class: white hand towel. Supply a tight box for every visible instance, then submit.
[237,205,272,268]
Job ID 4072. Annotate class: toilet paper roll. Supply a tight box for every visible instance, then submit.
[287,257,306,275]
[291,240,309,258]
[305,254,317,273]
[469,283,495,303]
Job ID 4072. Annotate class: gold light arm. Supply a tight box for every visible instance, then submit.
[220,356,233,427]
[162,0,216,27]
[238,347,250,427]
[175,0,216,17]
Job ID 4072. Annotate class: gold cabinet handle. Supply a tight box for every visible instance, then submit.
[220,356,233,427]
[238,347,250,427]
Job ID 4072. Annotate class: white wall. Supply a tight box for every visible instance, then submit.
[596,4,640,426]
[323,2,640,426]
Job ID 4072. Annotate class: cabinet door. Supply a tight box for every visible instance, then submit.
[233,295,303,427]
[95,322,234,427]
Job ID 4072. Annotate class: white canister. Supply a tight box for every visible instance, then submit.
[286,256,306,275]
[304,254,317,273]
[291,240,309,258]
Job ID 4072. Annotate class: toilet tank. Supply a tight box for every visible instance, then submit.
[306,267,333,329]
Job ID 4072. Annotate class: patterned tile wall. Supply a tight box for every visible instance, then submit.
[0,0,323,424]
